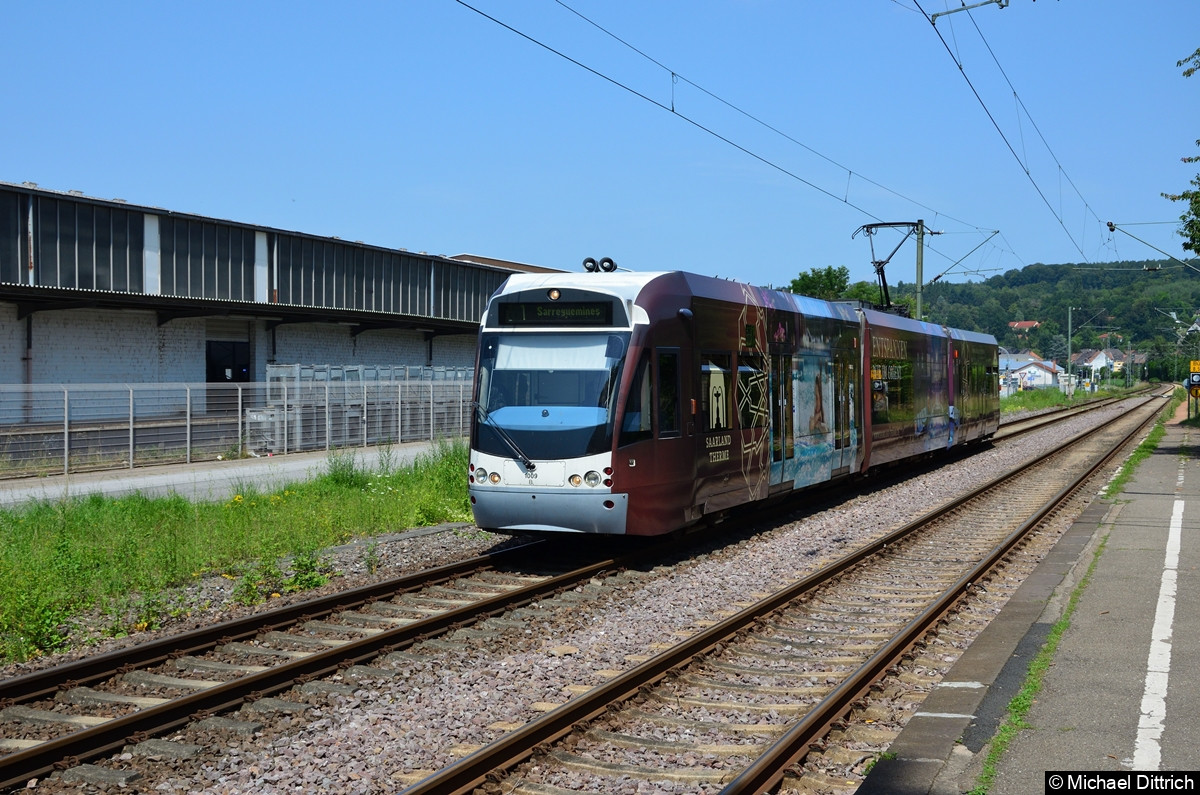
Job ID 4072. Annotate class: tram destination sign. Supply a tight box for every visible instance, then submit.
[498,301,614,327]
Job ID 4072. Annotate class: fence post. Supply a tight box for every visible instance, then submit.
[129,386,135,469]
[237,384,244,458]
[325,382,330,451]
[362,383,368,448]
[283,384,289,455]
[62,387,69,475]
[397,382,403,444]
[186,385,192,464]
[429,380,434,441]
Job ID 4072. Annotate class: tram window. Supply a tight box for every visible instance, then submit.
[701,353,732,432]
[619,351,652,446]
[737,354,766,429]
[657,349,680,438]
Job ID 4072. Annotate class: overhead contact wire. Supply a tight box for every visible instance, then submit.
[915,0,1089,262]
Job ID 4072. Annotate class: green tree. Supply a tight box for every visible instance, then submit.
[1163,48,1200,256]
[1045,334,1068,363]
[845,280,883,305]
[789,266,850,300]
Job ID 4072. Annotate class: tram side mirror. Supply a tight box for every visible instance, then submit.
[605,335,625,359]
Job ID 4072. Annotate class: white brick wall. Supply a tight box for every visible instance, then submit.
[9,307,204,383]
[0,303,21,384]
[0,302,479,385]
[433,334,478,368]
[265,324,476,374]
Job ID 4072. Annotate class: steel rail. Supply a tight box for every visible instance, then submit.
[0,542,637,791]
[0,538,545,706]
[994,393,1135,441]
[403,390,1169,794]
[719,391,1166,793]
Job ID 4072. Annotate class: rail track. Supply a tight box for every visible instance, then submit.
[401,387,1171,794]
[993,388,1152,441]
[0,388,1168,792]
[0,539,666,790]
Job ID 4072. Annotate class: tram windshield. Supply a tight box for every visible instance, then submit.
[474,332,630,460]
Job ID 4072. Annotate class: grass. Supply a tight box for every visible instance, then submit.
[0,438,471,663]
[999,384,1131,415]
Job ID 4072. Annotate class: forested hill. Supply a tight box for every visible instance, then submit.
[881,258,1200,367]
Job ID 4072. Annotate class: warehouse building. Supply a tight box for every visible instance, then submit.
[0,180,551,387]
[0,181,559,473]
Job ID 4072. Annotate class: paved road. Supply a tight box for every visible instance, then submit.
[0,441,442,507]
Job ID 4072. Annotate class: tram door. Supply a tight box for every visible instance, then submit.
[770,353,794,479]
[832,352,854,475]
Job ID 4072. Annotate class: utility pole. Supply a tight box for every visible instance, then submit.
[1066,306,1073,399]
[916,220,925,321]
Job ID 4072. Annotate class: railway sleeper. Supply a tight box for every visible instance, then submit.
[763,620,905,638]
[621,708,785,736]
[541,746,742,784]
[173,656,269,675]
[125,737,204,761]
[336,609,417,628]
[0,705,109,728]
[676,672,833,697]
[56,686,169,708]
[218,641,312,660]
[299,619,385,637]
[647,691,818,714]
[745,633,886,653]
[585,727,768,756]
[260,630,348,649]
[120,669,224,691]
[727,646,865,666]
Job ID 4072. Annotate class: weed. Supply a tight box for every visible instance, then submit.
[231,574,265,606]
[377,440,396,476]
[284,550,331,593]
[363,540,381,575]
[0,591,70,659]
[326,447,370,489]
[862,751,896,776]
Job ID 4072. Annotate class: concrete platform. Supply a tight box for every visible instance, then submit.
[861,399,1200,793]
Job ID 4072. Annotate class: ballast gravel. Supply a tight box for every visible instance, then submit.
[17,405,1134,793]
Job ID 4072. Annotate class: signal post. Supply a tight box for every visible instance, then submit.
[1189,361,1200,419]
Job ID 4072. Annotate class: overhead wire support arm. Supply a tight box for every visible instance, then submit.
[853,223,919,313]
[1106,221,1200,275]
[930,0,1009,26]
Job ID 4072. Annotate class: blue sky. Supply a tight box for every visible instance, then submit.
[6,1,1197,289]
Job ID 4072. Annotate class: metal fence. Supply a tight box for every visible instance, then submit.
[0,372,474,479]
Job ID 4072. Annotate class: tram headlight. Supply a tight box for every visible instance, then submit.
[569,473,583,487]
[584,471,602,487]
[489,472,501,484]
[474,468,488,483]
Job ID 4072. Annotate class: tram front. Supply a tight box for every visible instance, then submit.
[468,275,643,534]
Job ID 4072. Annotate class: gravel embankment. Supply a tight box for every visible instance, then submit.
[20,404,1137,793]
